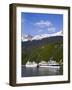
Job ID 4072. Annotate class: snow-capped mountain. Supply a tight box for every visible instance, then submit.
[22,31,63,42]
[32,31,63,40]
[21,34,33,41]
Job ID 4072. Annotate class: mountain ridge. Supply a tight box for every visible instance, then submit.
[22,36,63,52]
[22,31,63,42]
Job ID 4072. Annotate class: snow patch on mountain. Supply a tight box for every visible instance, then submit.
[22,31,63,42]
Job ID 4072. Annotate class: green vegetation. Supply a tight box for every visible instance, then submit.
[22,42,63,65]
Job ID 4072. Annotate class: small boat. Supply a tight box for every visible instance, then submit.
[39,61,48,66]
[39,61,48,67]
[26,61,37,67]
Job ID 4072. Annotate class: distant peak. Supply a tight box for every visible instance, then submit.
[22,31,63,42]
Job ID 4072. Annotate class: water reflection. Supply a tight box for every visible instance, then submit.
[21,66,63,77]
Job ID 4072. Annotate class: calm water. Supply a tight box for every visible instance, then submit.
[21,66,63,77]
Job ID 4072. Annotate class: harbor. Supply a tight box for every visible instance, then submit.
[25,60,62,68]
[22,59,63,77]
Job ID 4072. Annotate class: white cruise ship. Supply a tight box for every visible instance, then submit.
[47,60,60,68]
[26,61,37,67]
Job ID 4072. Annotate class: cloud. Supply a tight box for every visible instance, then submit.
[34,20,57,34]
[38,29,43,33]
[35,20,53,28]
[48,27,56,33]
[60,30,63,34]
